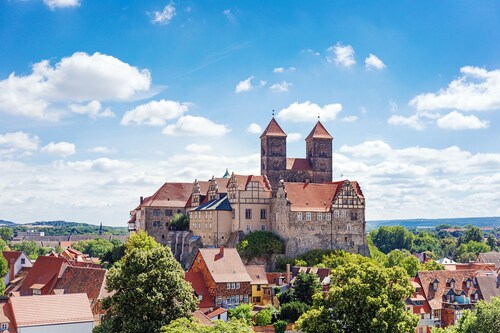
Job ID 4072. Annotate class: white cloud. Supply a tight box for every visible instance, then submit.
[273,67,296,73]
[388,114,426,130]
[0,132,39,151]
[69,100,115,118]
[287,133,302,142]
[410,66,500,112]
[341,115,358,122]
[365,54,386,70]
[270,81,292,93]
[436,111,489,130]
[0,52,151,120]
[162,115,230,136]
[300,49,320,56]
[152,3,176,25]
[54,158,130,172]
[87,146,113,154]
[246,123,262,134]
[235,76,254,93]
[277,101,342,122]
[185,144,212,153]
[223,9,236,22]
[44,0,80,10]
[327,43,356,68]
[42,142,76,157]
[121,99,189,126]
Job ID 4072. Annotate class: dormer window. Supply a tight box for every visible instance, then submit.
[32,288,41,296]
[0,323,8,330]
[450,281,455,289]
[433,281,438,291]
[466,280,471,289]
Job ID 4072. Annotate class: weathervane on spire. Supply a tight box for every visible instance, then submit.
[318,112,320,120]
[272,109,275,117]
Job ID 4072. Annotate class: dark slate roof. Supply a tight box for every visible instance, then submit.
[476,276,500,302]
[193,196,232,211]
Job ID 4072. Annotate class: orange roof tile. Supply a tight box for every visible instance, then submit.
[260,118,287,138]
[185,271,215,309]
[9,293,94,327]
[286,158,313,171]
[305,121,333,140]
[141,182,193,208]
[198,248,251,283]
[20,256,68,296]
[2,251,22,265]
[284,182,339,212]
[245,265,268,285]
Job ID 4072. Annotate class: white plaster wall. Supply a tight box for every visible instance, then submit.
[18,321,93,333]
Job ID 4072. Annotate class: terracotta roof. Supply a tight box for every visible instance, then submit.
[140,182,193,208]
[185,271,215,309]
[291,266,331,285]
[286,158,313,171]
[305,121,333,140]
[408,278,432,314]
[9,293,94,327]
[476,276,500,302]
[283,182,339,212]
[206,307,227,318]
[2,251,22,265]
[232,174,272,192]
[266,272,286,286]
[19,256,68,296]
[53,266,107,304]
[417,270,479,310]
[245,265,268,285]
[0,301,14,327]
[260,118,287,138]
[198,248,252,283]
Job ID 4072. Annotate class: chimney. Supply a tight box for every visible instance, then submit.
[285,264,291,284]
[219,246,224,258]
[140,196,144,204]
[9,259,15,282]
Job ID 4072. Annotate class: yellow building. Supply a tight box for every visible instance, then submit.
[245,265,269,306]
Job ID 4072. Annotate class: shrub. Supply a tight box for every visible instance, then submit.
[171,214,189,231]
[277,288,294,305]
[255,309,272,326]
[273,320,287,333]
[236,231,283,260]
[279,301,310,323]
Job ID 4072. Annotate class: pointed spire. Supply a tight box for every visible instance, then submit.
[260,117,287,138]
[98,222,103,236]
[306,120,333,140]
[222,168,230,178]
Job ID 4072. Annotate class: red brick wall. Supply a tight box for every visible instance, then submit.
[441,308,455,327]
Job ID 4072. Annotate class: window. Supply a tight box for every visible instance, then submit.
[433,281,438,291]
[346,225,352,232]
[260,209,267,219]
[243,294,248,303]
[217,296,222,305]
[205,223,208,229]
[198,295,203,301]
[261,224,266,231]
[351,212,358,221]
[231,283,236,289]
[209,223,212,229]
[334,210,339,218]
[246,225,251,232]
[32,288,41,296]
[341,210,347,217]
[326,213,332,221]
[236,282,240,289]
[232,209,236,219]
[342,199,348,205]
[256,285,261,291]
[297,212,303,221]
[0,323,7,330]
[433,309,441,320]
[253,296,261,303]
[306,212,312,221]
[165,209,173,216]
[205,212,209,219]
[21,258,25,265]
[317,212,323,221]
[227,283,231,290]
[245,209,252,219]
[153,209,161,216]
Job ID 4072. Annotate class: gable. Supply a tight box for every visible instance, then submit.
[332,180,365,209]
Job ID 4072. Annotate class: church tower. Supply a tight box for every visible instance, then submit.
[305,121,333,183]
[260,117,287,192]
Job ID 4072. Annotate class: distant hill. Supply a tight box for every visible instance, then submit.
[0,219,127,236]
[26,220,97,228]
[0,220,16,226]
[367,216,500,231]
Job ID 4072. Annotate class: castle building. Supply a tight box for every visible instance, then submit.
[128,117,368,260]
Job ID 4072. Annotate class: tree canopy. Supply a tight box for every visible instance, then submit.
[236,231,283,260]
[95,231,197,333]
[370,226,414,254]
[293,272,322,305]
[161,317,253,333]
[296,261,418,333]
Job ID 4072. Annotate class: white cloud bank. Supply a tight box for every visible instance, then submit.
[277,101,342,122]
[42,142,76,157]
[365,54,386,70]
[246,123,262,134]
[44,0,81,10]
[410,66,500,112]
[121,100,189,126]
[437,111,489,130]
[0,52,151,121]
[270,81,292,93]
[69,100,115,118]
[327,43,356,68]
[0,132,40,151]
[162,115,230,136]
[152,3,176,25]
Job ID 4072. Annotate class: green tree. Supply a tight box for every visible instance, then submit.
[0,254,8,294]
[296,262,418,333]
[321,250,373,270]
[293,272,322,305]
[421,260,445,271]
[236,231,283,260]
[228,304,253,326]
[96,231,197,333]
[464,227,484,243]
[255,308,272,326]
[412,232,441,255]
[486,234,496,250]
[273,320,287,333]
[171,214,190,231]
[386,249,421,277]
[277,288,294,305]
[456,241,490,262]
[278,301,310,323]
[0,239,7,252]
[73,238,115,259]
[10,241,50,260]
[161,317,253,333]
[370,226,414,254]
[0,228,13,242]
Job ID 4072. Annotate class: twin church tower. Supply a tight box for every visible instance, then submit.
[260,117,333,191]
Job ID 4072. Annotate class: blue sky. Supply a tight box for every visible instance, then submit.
[0,0,499,226]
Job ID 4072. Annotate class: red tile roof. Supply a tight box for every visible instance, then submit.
[185,271,215,309]
[19,256,68,296]
[9,293,94,327]
[286,158,313,171]
[260,118,287,138]
[140,182,193,208]
[206,307,228,318]
[283,182,339,212]
[193,310,214,326]
[305,121,333,140]
[198,248,252,283]
[53,266,107,304]
[2,251,22,266]
[245,265,268,285]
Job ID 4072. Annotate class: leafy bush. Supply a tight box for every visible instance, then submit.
[273,320,287,333]
[228,304,253,325]
[279,301,310,323]
[236,231,283,260]
[255,309,272,326]
[171,214,190,231]
[277,288,294,305]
